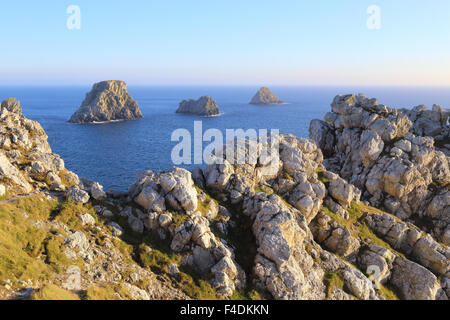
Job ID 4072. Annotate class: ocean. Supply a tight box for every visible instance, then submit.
[1,85,449,191]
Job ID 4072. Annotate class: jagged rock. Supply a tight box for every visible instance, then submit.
[192,167,206,189]
[123,283,150,300]
[324,171,361,207]
[365,211,449,277]
[176,96,219,116]
[128,215,144,234]
[65,231,90,257]
[171,212,245,297]
[68,80,143,123]
[66,186,90,204]
[108,222,124,237]
[390,257,441,300]
[0,151,32,193]
[357,244,395,285]
[309,120,335,157]
[130,167,198,213]
[250,87,283,105]
[1,98,22,114]
[79,213,96,226]
[168,264,180,276]
[311,93,450,242]
[90,182,107,200]
[0,98,80,195]
[343,268,377,300]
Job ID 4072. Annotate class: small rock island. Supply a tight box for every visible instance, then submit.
[176,96,220,116]
[250,87,283,105]
[69,80,143,124]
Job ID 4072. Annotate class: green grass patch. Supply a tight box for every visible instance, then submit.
[282,171,294,181]
[52,200,95,231]
[231,289,266,300]
[254,185,273,194]
[322,203,405,257]
[376,283,400,300]
[31,284,80,300]
[324,270,348,299]
[138,243,181,274]
[177,269,222,300]
[83,284,133,300]
[0,201,51,283]
[316,168,329,184]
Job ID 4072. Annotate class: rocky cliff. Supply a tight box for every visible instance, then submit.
[0,94,448,300]
[176,96,220,116]
[250,87,283,105]
[68,80,143,124]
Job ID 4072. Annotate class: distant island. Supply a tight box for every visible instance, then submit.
[250,87,284,105]
[176,96,220,116]
[68,80,143,124]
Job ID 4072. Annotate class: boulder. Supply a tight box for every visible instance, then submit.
[66,186,90,204]
[390,257,441,300]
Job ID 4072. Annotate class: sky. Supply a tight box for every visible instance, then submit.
[1,0,450,86]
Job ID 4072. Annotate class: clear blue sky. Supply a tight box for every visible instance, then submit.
[1,0,450,86]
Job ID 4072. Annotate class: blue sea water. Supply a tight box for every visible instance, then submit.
[1,85,449,191]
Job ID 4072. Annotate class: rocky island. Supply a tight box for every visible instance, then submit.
[176,96,220,116]
[0,94,449,301]
[68,80,143,124]
[250,87,284,105]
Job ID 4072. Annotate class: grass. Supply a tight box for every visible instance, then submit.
[321,203,405,257]
[254,185,273,194]
[30,283,80,300]
[171,211,188,226]
[29,172,53,187]
[231,289,266,300]
[324,270,347,299]
[138,243,180,273]
[376,283,400,300]
[428,179,450,192]
[52,200,97,231]
[282,171,294,181]
[137,241,222,300]
[83,284,133,300]
[0,199,51,283]
[58,169,78,188]
[194,186,219,217]
[175,263,223,300]
[43,234,84,273]
[316,168,330,184]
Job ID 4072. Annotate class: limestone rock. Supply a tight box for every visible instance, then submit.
[131,167,198,213]
[79,213,96,226]
[0,151,32,193]
[390,257,441,300]
[123,283,150,300]
[250,87,283,105]
[1,98,22,114]
[66,186,90,204]
[68,80,143,123]
[310,93,450,242]
[108,222,124,237]
[176,96,219,116]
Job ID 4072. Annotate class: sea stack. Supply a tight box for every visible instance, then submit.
[176,96,220,116]
[68,80,143,124]
[250,87,283,105]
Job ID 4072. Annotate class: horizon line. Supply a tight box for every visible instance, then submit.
[1,83,450,88]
